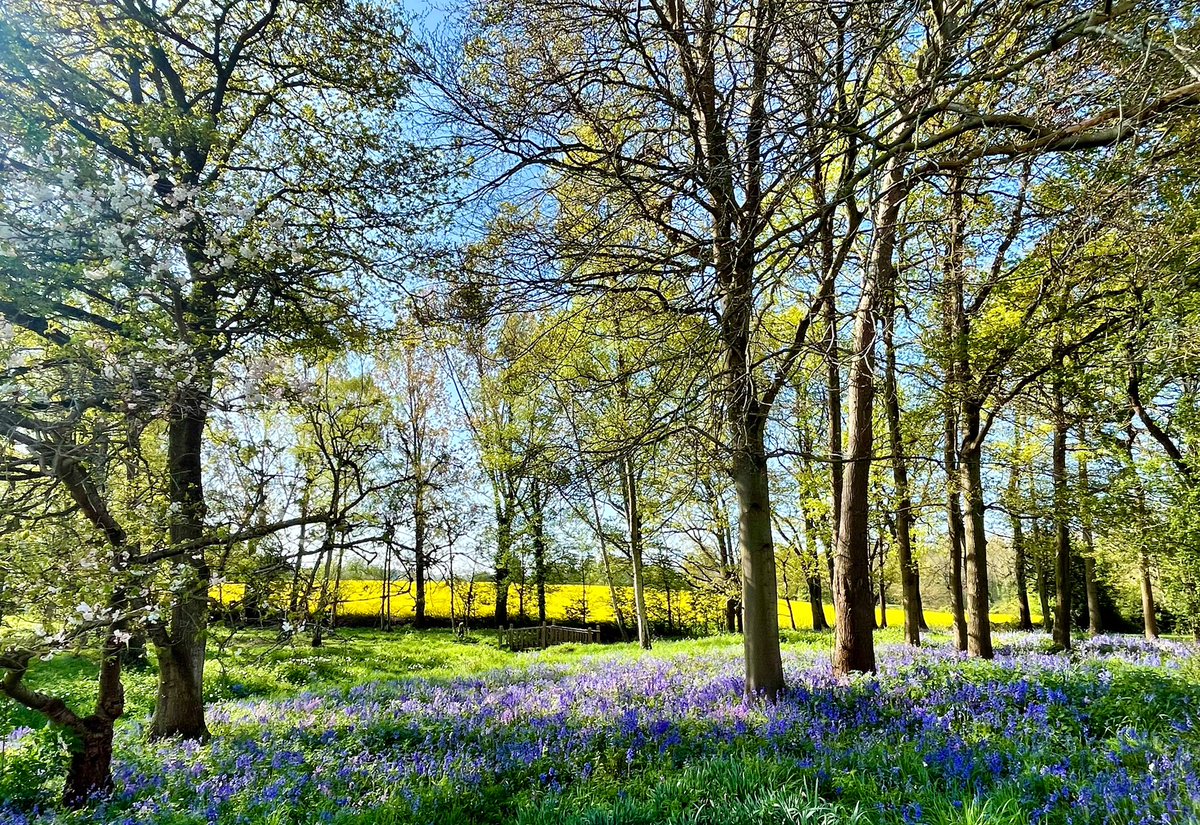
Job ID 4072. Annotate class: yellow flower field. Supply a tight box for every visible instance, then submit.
[211,581,1028,630]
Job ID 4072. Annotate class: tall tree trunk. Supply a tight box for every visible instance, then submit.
[824,289,843,601]
[1125,423,1159,639]
[621,453,652,650]
[833,281,878,675]
[944,410,968,650]
[942,175,969,652]
[1008,447,1034,631]
[1051,371,1072,651]
[1078,427,1103,636]
[151,394,210,740]
[834,154,908,676]
[959,417,994,659]
[882,271,920,645]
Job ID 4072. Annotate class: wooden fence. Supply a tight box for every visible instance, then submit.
[501,624,601,651]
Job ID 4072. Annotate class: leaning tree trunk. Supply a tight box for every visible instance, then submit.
[621,453,652,650]
[151,393,210,740]
[1051,372,1072,651]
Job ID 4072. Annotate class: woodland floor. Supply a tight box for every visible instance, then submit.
[1,629,1198,824]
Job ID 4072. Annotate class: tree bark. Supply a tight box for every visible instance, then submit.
[942,174,970,652]
[151,392,210,740]
[804,519,830,632]
[734,420,783,695]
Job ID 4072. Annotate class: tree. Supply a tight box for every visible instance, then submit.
[0,0,436,737]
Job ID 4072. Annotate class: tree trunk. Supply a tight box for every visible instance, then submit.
[151,392,210,740]
[833,275,879,676]
[824,287,844,602]
[1012,513,1034,631]
[942,175,970,653]
[532,486,548,625]
[621,453,652,650]
[413,487,428,629]
[1141,549,1160,639]
[1052,374,1072,651]
[914,571,929,631]
[1078,429,1103,636]
[882,270,920,646]
[804,521,831,632]
[959,422,994,659]
[733,421,784,695]
[1008,455,1034,631]
[63,724,116,807]
[495,501,512,628]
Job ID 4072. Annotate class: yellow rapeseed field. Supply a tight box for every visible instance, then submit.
[211,581,1026,630]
